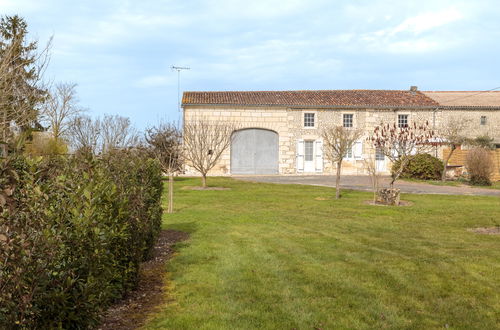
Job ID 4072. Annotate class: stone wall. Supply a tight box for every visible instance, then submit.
[183,105,500,176]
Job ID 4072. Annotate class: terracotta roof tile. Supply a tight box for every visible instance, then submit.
[182,90,439,107]
[422,91,500,107]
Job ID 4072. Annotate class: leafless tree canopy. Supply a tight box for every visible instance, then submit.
[41,82,85,141]
[370,121,436,186]
[69,115,101,154]
[68,114,140,155]
[362,153,382,203]
[145,121,183,213]
[145,121,183,174]
[183,118,238,187]
[101,114,140,153]
[321,126,363,199]
[438,117,471,180]
[322,126,363,163]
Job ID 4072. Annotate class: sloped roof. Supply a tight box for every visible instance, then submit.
[422,91,500,107]
[182,90,439,107]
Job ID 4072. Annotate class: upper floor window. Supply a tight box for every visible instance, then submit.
[398,114,409,128]
[343,114,353,128]
[304,113,315,128]
[480,116,487,125]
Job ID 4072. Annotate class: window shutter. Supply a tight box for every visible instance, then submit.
[296,139,305,173]
[315,140,323,172]
[354,141,363,159]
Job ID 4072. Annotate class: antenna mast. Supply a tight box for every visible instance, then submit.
[171,65,190,112]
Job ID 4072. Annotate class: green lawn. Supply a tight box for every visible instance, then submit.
[146,178,500,329]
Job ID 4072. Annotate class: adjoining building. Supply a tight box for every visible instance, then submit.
[182,87,500,176]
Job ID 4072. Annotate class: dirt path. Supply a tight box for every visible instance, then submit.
[98,229,188,330]
[235,175,500,197]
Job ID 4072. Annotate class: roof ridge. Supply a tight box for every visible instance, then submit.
[185,89,422,93]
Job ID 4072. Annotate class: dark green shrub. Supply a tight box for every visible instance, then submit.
[0,150,163,328]
[391,153,443,180]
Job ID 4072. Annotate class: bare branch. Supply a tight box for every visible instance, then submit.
[321,126,363,198]
[370,121,436,186]
[41,82,85,141]
[183,117,238,187]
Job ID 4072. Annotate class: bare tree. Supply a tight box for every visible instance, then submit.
[322,126,363,199]
[101,114,140,153]
[68,115,101,154]
[145,122,183,213]
[41,82,85,142]
[183,118,238,188]
[362,152,381,203]
[438,117,471,181]
[68,114,140,155]
[370,121,436,187]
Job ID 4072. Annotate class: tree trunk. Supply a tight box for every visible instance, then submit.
[168,173,174,214]
[373,175,378,203]
[201,174,207,188]
[335,161,342,199]
[441,146,455,181]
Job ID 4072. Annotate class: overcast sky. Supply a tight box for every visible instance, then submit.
[2,0,499,129]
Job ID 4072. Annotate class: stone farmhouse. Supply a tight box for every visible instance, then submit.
[182,88,500,176]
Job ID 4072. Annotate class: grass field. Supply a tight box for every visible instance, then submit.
[146,177,500,329]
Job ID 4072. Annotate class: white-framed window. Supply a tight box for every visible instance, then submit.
[344,141,363,160]
[480,116,487,125]
[345,147,353,159]
[398,114,409,128]
[375,147,385,161]
[303,112,315,128]
[304,140,314,161]
[343,113,354,128]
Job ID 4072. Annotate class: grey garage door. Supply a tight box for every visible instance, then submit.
[231,129,279,174]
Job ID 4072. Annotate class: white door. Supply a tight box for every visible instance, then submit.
[375,147,386,172]
[297,140,323,173]
[304,140,315,172]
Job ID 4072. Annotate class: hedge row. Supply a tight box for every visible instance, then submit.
[0,149,163,329]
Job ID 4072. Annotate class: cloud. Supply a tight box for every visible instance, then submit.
[0,0,42,13]
[356,6,466,53]
[380,7,464,36]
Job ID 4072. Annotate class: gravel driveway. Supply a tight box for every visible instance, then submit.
[234,175,500,197]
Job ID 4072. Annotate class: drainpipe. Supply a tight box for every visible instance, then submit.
[433,107,438,157]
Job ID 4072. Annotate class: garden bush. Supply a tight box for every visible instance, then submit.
[0,150,163,328]
[391,153,443,180]
[465,147,494,186]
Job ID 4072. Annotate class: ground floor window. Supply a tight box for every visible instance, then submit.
[375,147,385,161]
[304,140,314,161]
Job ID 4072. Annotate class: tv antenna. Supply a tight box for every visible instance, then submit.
[171,65,190,112]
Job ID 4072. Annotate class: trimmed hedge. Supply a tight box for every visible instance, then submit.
[0,149,163,328]
[392,153,443,180]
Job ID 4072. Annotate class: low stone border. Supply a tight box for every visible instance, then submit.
[363,200,413,207]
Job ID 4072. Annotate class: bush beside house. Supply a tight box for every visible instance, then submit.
[391,154,443,180]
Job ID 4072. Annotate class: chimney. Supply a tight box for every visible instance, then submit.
[410,86,418,95]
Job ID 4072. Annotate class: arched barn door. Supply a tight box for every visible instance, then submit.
[231,129,279,175]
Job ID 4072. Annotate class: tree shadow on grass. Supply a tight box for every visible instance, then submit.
[166,221,198,235]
